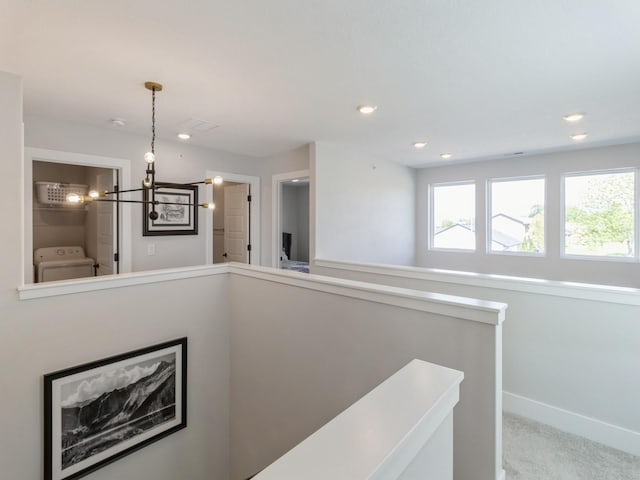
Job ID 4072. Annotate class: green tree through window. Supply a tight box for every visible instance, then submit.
[565,172,635,257]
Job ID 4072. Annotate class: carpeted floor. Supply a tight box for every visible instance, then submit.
[503,413,640,480]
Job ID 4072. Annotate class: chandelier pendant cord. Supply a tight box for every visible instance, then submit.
[150,86,157,218]
[67,82,221,214]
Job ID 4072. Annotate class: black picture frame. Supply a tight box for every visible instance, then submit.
[143,182,198,236]
[44,338,187,480]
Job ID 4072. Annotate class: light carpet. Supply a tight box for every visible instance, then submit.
[503,413,640,480]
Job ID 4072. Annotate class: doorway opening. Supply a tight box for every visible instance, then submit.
[205,171,261,266]
[272,170,310,273]
[24,148,132,285]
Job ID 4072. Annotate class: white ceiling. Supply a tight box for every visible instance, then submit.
[2,0,640,166]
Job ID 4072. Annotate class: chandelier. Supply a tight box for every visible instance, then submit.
[66,82,222,214]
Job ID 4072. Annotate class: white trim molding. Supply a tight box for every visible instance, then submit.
[18,263,506,326]
[231,263,506,324]
[503,391,640,456]
[17,264,230,300]
[313,259,640,306]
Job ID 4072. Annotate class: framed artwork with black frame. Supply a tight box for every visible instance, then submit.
[44,338,187,480]
[143,182,198,236]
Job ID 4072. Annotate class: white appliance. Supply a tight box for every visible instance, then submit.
[34,246,95,283]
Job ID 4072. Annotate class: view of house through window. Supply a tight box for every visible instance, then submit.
[564,171,635,258]
[489,177,545,253]
[431,182,476,250]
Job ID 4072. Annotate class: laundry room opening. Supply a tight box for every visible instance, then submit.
[31,160,120,283]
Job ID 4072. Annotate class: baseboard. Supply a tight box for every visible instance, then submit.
[503,391,640,456]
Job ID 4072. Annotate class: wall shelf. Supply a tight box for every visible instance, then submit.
[33,205,88,212]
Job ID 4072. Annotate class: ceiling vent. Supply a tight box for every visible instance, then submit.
[177,118,220,133]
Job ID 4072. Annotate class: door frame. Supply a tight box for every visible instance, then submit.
[23,147,132,284]
[271,169,310,267]
[204,170,261,266]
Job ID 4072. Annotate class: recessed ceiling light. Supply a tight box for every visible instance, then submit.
[291,179,300,183]
[571,133,588,141]
[563,113,585,123]
[357,105,378,114]
[440,153,452,159]
[413,142,427,149]
[111,118,126,127]
[177,133,191,140]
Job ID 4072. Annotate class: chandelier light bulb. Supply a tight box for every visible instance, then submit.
[208,203,215,210]
[142,177,152,188]
[213,176,223,185]
[66,193,82,204]
[88,190,99,199]
[144,151,155,164]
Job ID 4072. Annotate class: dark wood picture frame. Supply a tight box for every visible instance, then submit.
[44,338,187,480]
[143,182,198,236]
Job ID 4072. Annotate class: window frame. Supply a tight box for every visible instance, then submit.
[560,167,638,262]
[486,175,547,257]
[428,180,477,252]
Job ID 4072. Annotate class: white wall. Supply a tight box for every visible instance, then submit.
[313,260,640,455]
[416,143,640,287]
[0,72,232,480]
[257,145,310,266]
[312,142,416,265]
[24,116,310,271]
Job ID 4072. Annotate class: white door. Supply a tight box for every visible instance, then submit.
[96,171,115,275]
[223,183,250,263]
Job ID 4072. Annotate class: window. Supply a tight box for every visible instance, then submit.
[563,170,636,258]
[489,177,545,254]
[430,182,475,250]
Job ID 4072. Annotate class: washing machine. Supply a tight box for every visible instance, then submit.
[34,246,95,283]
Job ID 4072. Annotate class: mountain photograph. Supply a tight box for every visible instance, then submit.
[59,354,177,470]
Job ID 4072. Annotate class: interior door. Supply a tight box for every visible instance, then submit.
[96,171,115,275]
[223,183,250,263]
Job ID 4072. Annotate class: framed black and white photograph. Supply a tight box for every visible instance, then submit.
[44,338,187,480]
[143,182,198,236]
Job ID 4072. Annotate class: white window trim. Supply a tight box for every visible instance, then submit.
[560,167,638,262]
[486,175,547,257]
[428,180,477,252]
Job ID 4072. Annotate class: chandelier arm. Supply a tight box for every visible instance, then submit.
[93,198,201,207]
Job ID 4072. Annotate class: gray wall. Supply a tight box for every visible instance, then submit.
[230,274,502,480]
[313,261,640,453]
[312,141,416,265]
[2,72,232,480]
[416,143,640,287]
